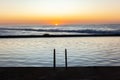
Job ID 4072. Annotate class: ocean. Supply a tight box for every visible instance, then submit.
[0,24,120,36]
[0,24,120,67]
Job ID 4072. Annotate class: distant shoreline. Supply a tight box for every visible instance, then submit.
[0,34,120,38]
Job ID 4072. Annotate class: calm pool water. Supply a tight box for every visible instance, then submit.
[0,37,120,67]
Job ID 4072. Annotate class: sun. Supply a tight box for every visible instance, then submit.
[55,24,58,26]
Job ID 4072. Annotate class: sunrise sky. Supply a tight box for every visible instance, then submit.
[0,0,120,25]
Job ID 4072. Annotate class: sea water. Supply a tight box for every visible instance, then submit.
[0,24,120,67]
[0,37,120,67]
[0,24,120,35]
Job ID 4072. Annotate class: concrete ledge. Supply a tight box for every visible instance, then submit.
[0,67,120,80]
[0,34,120,38]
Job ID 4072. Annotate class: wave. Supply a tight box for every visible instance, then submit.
[0,27,120,35]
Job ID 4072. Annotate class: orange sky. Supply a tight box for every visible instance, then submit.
[0,0,120,25]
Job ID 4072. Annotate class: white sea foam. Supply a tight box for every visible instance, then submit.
[0,24,120,35]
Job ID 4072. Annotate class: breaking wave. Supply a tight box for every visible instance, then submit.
[0,24,120,35]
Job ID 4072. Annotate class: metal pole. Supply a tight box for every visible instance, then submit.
[65,49,68,70]
[53,49,56,69]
